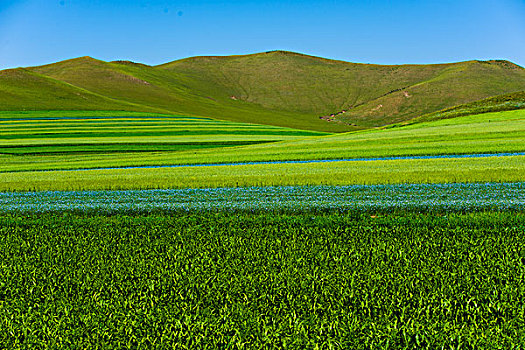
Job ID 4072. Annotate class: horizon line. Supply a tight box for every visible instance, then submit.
[1,50,523,71]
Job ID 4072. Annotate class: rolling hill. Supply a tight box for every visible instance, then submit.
[408,90,525,123]
[0,67,154,112]
[1,51,524,132]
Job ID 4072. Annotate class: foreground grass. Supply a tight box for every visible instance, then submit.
[1,155,523,192]
[1,212,524,348]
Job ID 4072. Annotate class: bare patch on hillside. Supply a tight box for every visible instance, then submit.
[123,75,151,85]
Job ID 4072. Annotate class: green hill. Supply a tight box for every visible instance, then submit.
[1,51,524,132]
[331,60,525,126]
[28,55,337,131]
[408,90,525,123]
[0,67,153,112]
[158,52,525,127]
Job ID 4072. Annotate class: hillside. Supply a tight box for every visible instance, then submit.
[408,90,525,123]
[0,67,155,112]
[1,51,524,131]
[330,60,525,126]
[159,52,525,127]
[27,55,340,132]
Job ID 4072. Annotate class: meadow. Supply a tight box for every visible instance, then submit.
[1,155,524,192]
[1,109,523,172]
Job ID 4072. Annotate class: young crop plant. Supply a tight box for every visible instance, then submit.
[0,212,524,348]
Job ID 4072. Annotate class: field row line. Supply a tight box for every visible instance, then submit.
[12,151,525,173]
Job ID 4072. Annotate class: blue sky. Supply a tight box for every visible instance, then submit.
[0,0,524,69]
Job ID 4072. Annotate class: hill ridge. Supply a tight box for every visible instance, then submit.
[159,50,484,69]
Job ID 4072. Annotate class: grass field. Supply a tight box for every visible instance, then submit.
[1,211,524,348]
[1,155,524,192]
[2,106,525,347]
[1,109,523,191]
[0,111,325,156]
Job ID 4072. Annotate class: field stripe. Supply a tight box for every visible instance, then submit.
[1,182,524,212]
[23,151,525,172]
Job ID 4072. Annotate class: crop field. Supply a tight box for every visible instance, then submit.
[1,109,523,174]
[1,182,524,213]
[1,155,524,192]
[1,109,523,191]
[0,110,325,156]
[1,105,524,348]
[1,211,524,348]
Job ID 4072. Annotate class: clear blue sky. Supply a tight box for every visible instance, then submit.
[0,0,524,69]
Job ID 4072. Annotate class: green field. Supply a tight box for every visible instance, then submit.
[0,110,325,155]
[1,212,524,348]
[2,156,524,192]
[1,109,524,191]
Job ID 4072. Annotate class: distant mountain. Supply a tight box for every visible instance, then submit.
[1,51,524,132]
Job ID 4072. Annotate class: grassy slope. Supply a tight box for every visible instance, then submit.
[0,68,159,112]
[409,90,525,123]
[1,51,524,132]
[334,61,525,126]
[28,56,349,133]
[159,53,525,127]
